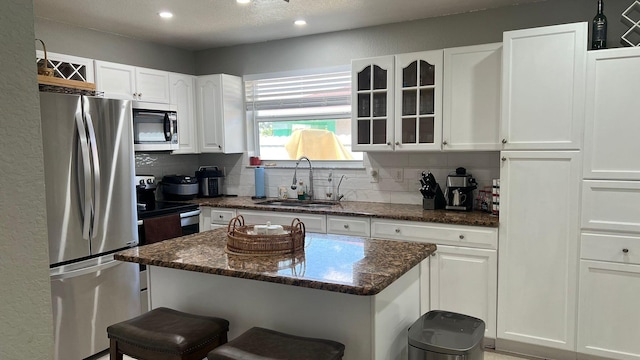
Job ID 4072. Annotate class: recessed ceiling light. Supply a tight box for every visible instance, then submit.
[159,11,173,19]
[294,19,307,26]
[237,0,251,4]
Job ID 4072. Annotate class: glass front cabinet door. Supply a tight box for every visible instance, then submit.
[351,56,395,151]
[394,50,443,151]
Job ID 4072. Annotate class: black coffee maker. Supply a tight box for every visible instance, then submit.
[135,175,157,211]
[444,167,477,211]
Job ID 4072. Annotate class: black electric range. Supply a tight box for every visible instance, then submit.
[136,201,199,220]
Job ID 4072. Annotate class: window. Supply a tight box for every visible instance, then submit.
[245,69,362,162]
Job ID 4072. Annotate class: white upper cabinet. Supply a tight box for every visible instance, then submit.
[196,74,245,154]
[583,47,640,180]
[95,61,170,103]
[135,67,171,104]
[352,56,395,152]
[394,50,443,151]
[443,43,502,151]
[169,73,198,154]
[500,23,587,150]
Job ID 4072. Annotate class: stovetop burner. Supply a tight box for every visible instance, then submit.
[136,201,198,220]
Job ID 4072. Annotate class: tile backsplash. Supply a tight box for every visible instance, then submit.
[138,151,500,206]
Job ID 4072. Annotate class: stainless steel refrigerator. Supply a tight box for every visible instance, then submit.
[40,92,141,360]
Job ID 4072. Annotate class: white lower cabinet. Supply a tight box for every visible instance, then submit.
[236,210,327,234]
[327,215,370,237]
[577,260,640,360]
[199,207,236,232]
[497,151,580,352]
[430,245,497,338]
[371,218,498,339]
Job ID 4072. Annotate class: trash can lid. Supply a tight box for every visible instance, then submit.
[408,310,485,355]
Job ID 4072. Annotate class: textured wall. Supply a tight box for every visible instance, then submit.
[0,1,54,359]
[195,0,634,76]
[34,17,196,74]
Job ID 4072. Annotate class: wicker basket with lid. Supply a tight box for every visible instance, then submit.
[226,215,305,255]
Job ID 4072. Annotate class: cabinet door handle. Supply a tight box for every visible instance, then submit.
[386,142,391,146]
[138,92,142,98]
[501,157,507,161]
[431,252,436,257]
[218,145,222,150]
[502,138,507,144]
[443,140,448,145]
[395,228,400,233]
[343,224,349,229]
[623,248,629,254]
[395,141,400,146]
[459,234,465,239]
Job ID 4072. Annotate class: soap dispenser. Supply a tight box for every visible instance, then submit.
[297,180,305,200]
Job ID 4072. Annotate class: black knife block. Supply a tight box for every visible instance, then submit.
[423,184,446,210]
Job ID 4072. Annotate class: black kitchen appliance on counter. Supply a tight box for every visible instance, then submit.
[444,167,477,211]
[161,174,199,200]
[195,166,225,198]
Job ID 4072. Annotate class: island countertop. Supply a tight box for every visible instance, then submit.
[115,228,436,296]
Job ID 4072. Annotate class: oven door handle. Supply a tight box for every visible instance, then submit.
[180,209,201,218]
[137,209,201,226]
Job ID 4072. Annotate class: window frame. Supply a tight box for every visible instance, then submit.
[244,66,364,169]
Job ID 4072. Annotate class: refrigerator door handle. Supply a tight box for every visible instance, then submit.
[50,258,122,281]
[74,102,92,241]
[84,109,101,241]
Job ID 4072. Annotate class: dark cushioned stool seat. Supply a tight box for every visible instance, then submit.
[207,327,345,360]
[107,307,229,360]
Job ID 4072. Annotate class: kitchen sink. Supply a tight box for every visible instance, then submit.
[256,200,338,209]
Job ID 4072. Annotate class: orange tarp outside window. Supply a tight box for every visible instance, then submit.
[284,129,353,160]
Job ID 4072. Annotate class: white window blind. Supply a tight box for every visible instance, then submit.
[246,71,352,122]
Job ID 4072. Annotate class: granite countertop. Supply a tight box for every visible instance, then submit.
[115,228,436,296]
[189,196,498,227]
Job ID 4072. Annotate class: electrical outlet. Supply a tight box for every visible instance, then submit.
[370,168,379,183]
[395,169,404,182]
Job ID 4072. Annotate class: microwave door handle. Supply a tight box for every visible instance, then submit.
[84,110,101,241]
[164,112,172,141]
[74,103,92,241]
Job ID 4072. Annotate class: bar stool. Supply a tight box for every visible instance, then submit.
[107,307,229,360]
[207,327,345,360]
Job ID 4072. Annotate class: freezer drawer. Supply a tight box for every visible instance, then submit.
[50,256,140,360]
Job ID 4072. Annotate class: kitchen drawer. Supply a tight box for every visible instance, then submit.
[370,219,497,249]
[327,215,370,237]
[582,180,640,234]
[210,208,236,225]
[581,232,640,265]
[236,210,326,233]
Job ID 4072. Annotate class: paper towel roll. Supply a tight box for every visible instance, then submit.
[254,167,266,198]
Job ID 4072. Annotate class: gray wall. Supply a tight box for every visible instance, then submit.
[0,1,54,359]
[196,0,634,76]
[34,17,196,74]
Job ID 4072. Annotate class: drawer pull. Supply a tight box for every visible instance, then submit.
[343,224,349,229]
[219,215,224,219]
[623,248,629,254]
[395,228,401,233]
[459,234,465,240]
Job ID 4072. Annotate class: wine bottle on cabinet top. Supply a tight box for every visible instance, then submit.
[591,0,607,49]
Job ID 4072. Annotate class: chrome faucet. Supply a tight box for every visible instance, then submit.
[291,156,313,199]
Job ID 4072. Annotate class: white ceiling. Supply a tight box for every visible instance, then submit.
[33,0,543,51]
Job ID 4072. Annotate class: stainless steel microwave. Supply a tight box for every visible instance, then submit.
[132,102,178,151]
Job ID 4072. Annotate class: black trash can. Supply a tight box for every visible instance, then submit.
[408,310,485,360]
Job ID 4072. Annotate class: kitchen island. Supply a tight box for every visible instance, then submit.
[116,228,436,359]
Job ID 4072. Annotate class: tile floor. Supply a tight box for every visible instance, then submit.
[95,349,535,360]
